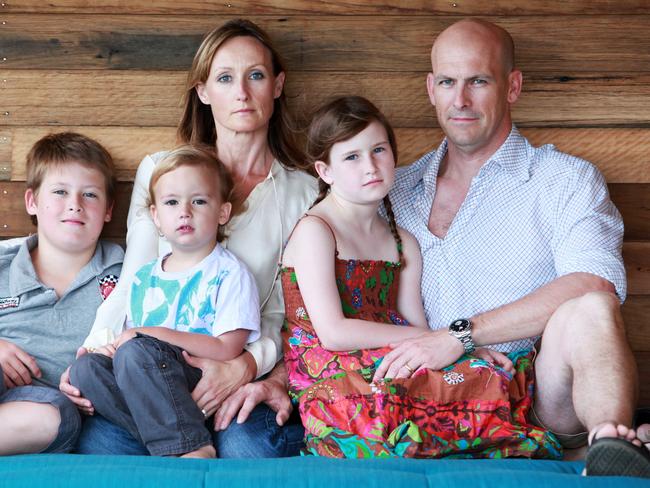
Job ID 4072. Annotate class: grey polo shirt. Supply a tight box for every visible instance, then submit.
[0,235,123,388]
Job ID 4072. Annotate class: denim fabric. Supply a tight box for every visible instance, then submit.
[70,334,210,456]
[77,402,305,457]
[0,365,81,453]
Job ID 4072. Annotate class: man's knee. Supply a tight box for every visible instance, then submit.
[547,290,622,340]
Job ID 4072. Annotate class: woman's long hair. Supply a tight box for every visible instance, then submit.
[178,19,306,171]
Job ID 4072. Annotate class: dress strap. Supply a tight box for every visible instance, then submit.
[285,213,339,258]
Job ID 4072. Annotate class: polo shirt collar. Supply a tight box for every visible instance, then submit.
[9,234,41,296]
[9,236,123,297]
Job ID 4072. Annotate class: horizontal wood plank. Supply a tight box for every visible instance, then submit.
[635,351,650,407]
[1,70,649,128]
[625,243,650,297]
[624,297,650,350]
[610,184,650,241]
[3,127,649,184]
[2,15,650,72]
[5,1,649,15]
[0,179,647,260]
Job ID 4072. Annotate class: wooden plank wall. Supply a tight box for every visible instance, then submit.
[1,2,648,404]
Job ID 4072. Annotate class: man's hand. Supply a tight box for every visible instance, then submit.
[373,329,464,381]
[0,338,41,388]
[183,351,255,419]
[58,347,94,415]
[213,374,293,431]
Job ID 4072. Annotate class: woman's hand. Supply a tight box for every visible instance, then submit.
[213,363,293,431]
[183,350,256,419]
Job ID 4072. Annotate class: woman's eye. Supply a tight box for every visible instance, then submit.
[217,74,232,83]
[249,71,265,80]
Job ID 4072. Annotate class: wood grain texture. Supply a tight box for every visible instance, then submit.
[635,351,650,406]
[3,127,649,184]
[5,0,649,15]
[625,243,650,296]
[625,297,650,350]
[1,70,649,128]
[610,184,650,241]
[2,15,650,72]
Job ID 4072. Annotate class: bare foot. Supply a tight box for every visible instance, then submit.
[181,444,216,459]
[637,423,650,448]
[589,422,642,448]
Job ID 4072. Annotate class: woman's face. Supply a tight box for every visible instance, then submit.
[196,36,285,137]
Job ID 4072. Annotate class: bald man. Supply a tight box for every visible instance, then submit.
[380,19,650,477]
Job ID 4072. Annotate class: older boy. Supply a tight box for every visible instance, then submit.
[0,132,123,454]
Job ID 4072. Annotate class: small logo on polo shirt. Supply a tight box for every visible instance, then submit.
[0,296,20,309]
[98,274,119,300]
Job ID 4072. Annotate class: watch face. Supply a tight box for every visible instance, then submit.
[450,319,470,333]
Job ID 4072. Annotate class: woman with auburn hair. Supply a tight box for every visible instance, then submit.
[60,18,316,457]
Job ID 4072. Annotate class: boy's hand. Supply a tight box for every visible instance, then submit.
[0,339,41,388]
[58,347,95,416]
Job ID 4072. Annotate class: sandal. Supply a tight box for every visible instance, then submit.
[585,436,650,478]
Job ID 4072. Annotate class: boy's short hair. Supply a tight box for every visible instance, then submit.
[26,132,116,225]
[149,144,234,242]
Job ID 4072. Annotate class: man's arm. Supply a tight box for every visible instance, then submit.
[374,272,615,380]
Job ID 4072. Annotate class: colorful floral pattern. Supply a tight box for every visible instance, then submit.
[281,257,562,459]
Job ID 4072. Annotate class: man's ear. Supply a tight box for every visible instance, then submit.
[507,69,523,105]
[314,160,332,185]
[426,72,437,108]
[24,188,38,216]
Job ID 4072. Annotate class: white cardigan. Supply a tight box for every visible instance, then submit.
[84,151,317,378]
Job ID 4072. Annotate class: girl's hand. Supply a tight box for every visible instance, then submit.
[472,347,515,374]
[183,351,256,419]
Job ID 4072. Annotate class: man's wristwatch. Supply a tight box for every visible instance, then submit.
[448,318,476,354]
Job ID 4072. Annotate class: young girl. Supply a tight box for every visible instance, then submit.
[281,96,562,459]
[70,145,260,458]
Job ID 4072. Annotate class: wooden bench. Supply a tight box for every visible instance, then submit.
[1,1,648,405]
